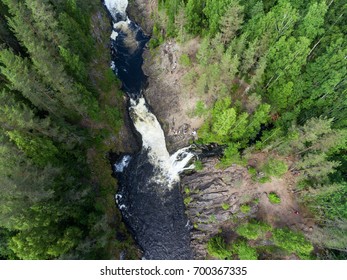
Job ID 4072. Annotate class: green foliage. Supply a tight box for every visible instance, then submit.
[6,131,59,167]
[158,0,181,37]
[220,1,244,44]
[149,23,164,49]
[198,98,270,148]
[236,220,271,240]
[212,106,237,140]
[220,143,244,167]
[209,214,217,223]
[311,219,347,252]
[184,0,205,35]
[258,176,271,183]
[0,0,125,260]
[222,203,230,211]
[203,0,233,35]
[0,228,15,259]
[296,1,327,40]
[59,46,87,82]
[192,100,208,117]
[184,196,192,205]
[261,158,288,178]
[272,228,313,258]
[9,226,82,260]
[194,160,203,171]
[240,204,251,214]
[179,53,191,67]
[232,240,258,260]
[268,192,281,204]
[272,118,346,184]
[207,236,231,259]
[248,167,257,176]
[303,183,347,221]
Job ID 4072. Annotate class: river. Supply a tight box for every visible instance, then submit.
[104,0,194,260]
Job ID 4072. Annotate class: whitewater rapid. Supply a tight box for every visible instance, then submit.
[129,98,195,188]
[105,0,128,18]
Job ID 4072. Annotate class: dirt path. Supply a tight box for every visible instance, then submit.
[256,176,315,233]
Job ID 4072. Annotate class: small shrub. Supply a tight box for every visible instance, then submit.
[179,53,191,67]
[262,158,288,178]
[207,236,231,259]
[184,187,190,195]
[268,192,281,204]
[184,197,192,205]
[232,240,258,260]
[149,38,162,49]
[193,100,208,117]
[194,160,203,171]
[236,220,272,240]
[219,143,245,167]
[258,176,271,183]
[253,198,260,205]
[222,203,230,211]
[240,204,251,214]
[149,23,164,49]
[248,167,257,176]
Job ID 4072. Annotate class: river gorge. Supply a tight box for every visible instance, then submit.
[105,0,194,260]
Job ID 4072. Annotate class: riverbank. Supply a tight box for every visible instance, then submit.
[127,1,205,153]
[142,39,207,153]
[88,3,141,259]
[127,0,155,34]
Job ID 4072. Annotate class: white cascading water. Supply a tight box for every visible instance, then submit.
[105,0,128,18]
[130,98,195,187]
[106,0,195,188]
[106,0,138,52]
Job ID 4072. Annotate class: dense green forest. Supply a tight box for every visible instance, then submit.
[0,0,134,259]
[155,0,346,258]
[0,0,346,260]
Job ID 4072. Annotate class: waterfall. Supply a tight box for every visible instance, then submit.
[129,98,195,188]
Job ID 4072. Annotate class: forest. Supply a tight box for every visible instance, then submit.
[0,0,346,260]
[154,0,346,258]
[0,0,134,259]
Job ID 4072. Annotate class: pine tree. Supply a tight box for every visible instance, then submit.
[0,49,64,117]
[3,0,96,119]
[185,0,205,35]
[298,38,347,127]
[0,141,57,230]
[220,0,244,44]
[203,0,234,35]
[240,39,258,75]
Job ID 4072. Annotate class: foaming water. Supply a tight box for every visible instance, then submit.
[130,98,195,188]
[105,0,194,259]
[114,155,131,172]
[105,0,128,19]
